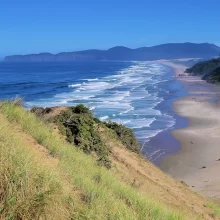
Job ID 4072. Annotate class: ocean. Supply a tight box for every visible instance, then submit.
[0,61,186,163]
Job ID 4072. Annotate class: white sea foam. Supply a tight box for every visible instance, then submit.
[54,92,94,101]
[163,114,176,128]
[68,83,81,88]
[125,117,156,129]
[135,129,163,141]
[113,119,132,125]
[27,61,175,147]
[147,148,166,161]
[89,106,96,111]
[100,116,109,121]
[86,78,98,81]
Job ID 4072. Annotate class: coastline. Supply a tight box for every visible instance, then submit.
[157,59,220,201]
[143,65,188,164]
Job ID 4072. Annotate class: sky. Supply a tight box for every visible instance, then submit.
[1,0,220,57]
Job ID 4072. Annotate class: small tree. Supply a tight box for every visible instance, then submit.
[72,104,90,114]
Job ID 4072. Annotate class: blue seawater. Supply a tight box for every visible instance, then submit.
[0,61,184,162]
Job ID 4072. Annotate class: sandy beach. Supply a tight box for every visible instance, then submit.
[158,60,220,202]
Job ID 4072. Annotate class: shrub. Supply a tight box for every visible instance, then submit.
[55,106,111,169]
[104,122,140,153]
[71,104,91,114]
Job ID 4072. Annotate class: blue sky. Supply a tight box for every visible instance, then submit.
[1,0,220,57]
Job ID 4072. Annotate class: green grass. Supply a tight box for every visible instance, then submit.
[0,113,77,219]
[0,101,185,219]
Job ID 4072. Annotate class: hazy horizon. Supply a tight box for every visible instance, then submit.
[2,42,220,60]
[1,1,220,57]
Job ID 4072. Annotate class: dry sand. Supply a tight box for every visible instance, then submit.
[157,59,220,201]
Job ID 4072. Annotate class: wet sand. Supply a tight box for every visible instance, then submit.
[158,60,220,201]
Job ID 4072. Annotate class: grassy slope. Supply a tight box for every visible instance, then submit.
[0,113,83,219]
[100,129,215,218]
[0,102,219,219]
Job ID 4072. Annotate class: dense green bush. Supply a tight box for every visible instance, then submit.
[71,104,91,114]
[104,121,140,153]
[55,105,111,169]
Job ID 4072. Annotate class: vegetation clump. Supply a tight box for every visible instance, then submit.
[31,104,140,168]
[202,66,220,84]
[185,58,220,76]
[31,106,52,117]
[185,58,220,84]
[55,104,111,169]
[104,121,140,153]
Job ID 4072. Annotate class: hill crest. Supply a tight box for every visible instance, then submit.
[4,43,220,62]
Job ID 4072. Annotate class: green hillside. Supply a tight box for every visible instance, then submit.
[202,66,220,84]
[185,58,220,84]
[0,101,219,219]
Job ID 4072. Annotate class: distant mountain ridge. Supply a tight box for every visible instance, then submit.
[4,43,220,62]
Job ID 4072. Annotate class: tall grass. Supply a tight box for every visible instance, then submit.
[0,102,184,219]
[0,114,78,219]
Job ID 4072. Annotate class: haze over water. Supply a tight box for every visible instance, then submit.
[0,61,184,162]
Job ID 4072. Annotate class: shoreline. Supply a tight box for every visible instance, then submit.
[157,59,220,201]
[144,59,189,164]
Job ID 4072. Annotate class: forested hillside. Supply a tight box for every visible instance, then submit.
[185,58,220,84]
